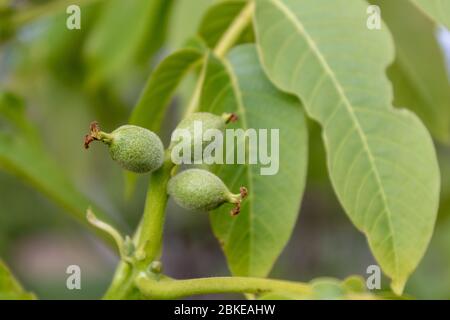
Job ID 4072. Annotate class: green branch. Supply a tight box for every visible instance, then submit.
[102,263,133,300]
[135,157,174,265]
[102,158,174,300]
[135,274,311,299]
[134,0,255,267]
[103,0,256,300]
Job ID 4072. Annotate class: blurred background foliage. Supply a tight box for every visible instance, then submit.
[0,0,449,299]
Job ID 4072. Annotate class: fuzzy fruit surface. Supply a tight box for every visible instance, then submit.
[170,112,226,153]
[109,125,164,173]
[168,169,233,212]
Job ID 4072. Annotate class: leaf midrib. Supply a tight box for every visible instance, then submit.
[269,0,399,276]
[222,57,256,276]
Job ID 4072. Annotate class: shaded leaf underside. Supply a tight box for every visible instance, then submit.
[254,0,440,292]
[200,45,308,277]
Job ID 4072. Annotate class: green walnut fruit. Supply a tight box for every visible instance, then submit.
[84,122,164,173]
[169,112,237,157]
[167,168,247,216]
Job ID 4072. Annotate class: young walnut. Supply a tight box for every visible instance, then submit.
[84,122,164,174]
[167,168,247,216]
[169,112,237,162]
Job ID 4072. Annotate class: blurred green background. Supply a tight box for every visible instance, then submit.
[0,0,449,299]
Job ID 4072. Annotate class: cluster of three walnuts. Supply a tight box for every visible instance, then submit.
[84,112,247,216]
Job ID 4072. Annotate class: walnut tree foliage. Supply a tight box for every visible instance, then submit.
[0,0,449,299]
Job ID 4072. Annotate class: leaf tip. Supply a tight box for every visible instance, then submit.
[390,277,406,296]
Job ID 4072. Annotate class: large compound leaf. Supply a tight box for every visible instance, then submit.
[373,0,450,143]
[254,0,440,293]
[199,45,308,277]
[410,0,450,28]
[0,260,35,300]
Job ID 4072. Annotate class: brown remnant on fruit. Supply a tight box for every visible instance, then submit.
[84,121,100,149]
[167,169,248,215]
[230,187,248,216]
[83,121,164,173]
[224,112,238,124]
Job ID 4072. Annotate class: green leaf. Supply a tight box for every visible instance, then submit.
[198,0,254,48]
[308,278,356,300]
[0,134,118,244]
[35,3,99,83]
[341,275,367,293]
[0,92,119,247]
[0,260,35,300]
[0,91,33,137]
[129,48,204,132]
[254,0,440,294]
[84,0,173,85]
[199,45,308,277]
[168,0,213,49]
[410,0,450,28]
[373,0,450,143]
